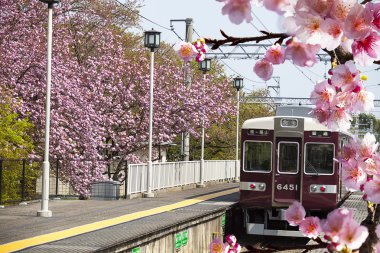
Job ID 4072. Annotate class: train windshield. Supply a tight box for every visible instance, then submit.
[278,142,299,174]
[244,141,272,172]
[305,143,335,175]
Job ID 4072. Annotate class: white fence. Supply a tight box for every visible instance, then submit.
[126,160,239,196]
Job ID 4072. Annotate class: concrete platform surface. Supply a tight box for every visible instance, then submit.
[0,183,239,253]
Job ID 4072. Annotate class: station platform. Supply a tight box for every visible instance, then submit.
[0,182,239,253]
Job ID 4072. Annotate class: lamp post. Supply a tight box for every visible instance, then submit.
[197,58,211,188]
[144,29,161,198]
[232,77,243,183]
[37,0,60,218]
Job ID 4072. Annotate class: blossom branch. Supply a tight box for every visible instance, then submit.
[205,30,289,50]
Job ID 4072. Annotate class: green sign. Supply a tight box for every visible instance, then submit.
[131,247,141,253]
[181,230,188,246]
[221,213,226,227]
[175,233,182,249]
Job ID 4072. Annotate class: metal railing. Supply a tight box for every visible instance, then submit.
[127,160,239,196]
[0,159,239,204]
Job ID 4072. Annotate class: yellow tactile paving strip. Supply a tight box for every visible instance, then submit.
[0,188,238,253]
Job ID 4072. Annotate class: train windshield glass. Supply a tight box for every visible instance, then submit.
[305,143,334,175]
[278,142,299,173]
[244,141,272,172]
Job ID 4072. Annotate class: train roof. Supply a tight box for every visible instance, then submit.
[242,116,332,131]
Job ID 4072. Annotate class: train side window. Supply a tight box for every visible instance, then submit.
[243,141,272,173]
[304,143,335,175]
[277,142,299,174]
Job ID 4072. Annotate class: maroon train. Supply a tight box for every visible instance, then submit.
[239,106,351,236]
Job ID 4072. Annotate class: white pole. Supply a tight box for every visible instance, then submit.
[37,3,53,217]
[145,49,155,198]
[198,74,206,187]
[234,90,240,182]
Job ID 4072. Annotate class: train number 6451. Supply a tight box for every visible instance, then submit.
[276,184,298,191]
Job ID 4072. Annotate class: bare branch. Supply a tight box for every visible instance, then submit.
[361,0,372,4]
[205,30,289,50]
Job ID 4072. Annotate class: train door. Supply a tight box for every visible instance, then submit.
[274,137,302,204]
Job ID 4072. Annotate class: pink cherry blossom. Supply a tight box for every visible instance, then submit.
[178,42,198,62]
[364,175,380,203]
[304,0,333,17]
[359,133,379,159]
[262,0,289,14]
[284,38,320,67]
[294,14,325,45]
[320,18,344,51]
[325,106,352,131]
[330,0,356,22]
[339,139,358,163]
[342,158,367,191]
[339,220,369,250]
[253,59,273,81]
[344,3,373,40]
[361,156,380,175]
[264,44,285,64]
[322,208,353,243]
[352,31,380,67]
[219,0,253,24]
[330,61,360,90]
[310,80,336,110]
[210,238,225,253]
[284,201,306,226]
[366,2,380,32]
[350,88,375,112]
[298,216,321,239]
[225,234,237,246]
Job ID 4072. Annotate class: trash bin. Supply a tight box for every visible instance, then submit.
[91,181,120,200]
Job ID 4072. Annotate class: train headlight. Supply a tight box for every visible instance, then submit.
[311,185,317,192]
[250,184,255,189]
[320,186,326,192]
[259,184,265,190]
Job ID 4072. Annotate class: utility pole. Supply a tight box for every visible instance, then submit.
[183,18,193,161]
[171,18,193,161]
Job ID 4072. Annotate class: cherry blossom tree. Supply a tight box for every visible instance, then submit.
[0,0,235,196]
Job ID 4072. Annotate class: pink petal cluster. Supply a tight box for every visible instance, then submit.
[253,59,273,81]
[311,61,374,131]
[210,238,225,253]
[285,38,320,67]
[193,38,209,62]
[281,0,380,58]
[284,201,306,226]
[223,235,241,253]
[217,0,253,24]
[339,133,380,202]
[286,205,368,251]
[178,42,198,62]
[298,216,321,239]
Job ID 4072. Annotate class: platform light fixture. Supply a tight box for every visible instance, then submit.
[197,58,212,188]
[144,29,161,52]
[232,77,243,182]
[36,0,60,218]
[143,29,161,198]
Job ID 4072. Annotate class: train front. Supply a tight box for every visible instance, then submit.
[239,108,342,236]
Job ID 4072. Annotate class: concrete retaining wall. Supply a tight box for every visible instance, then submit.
[101,210,227,253]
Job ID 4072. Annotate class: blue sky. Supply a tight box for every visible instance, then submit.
[136,0,380,117]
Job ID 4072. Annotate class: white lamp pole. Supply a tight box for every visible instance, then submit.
[233,77,243,183]
[197,59,211,188]
[144,29,161,198]
[37,0,60,218]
